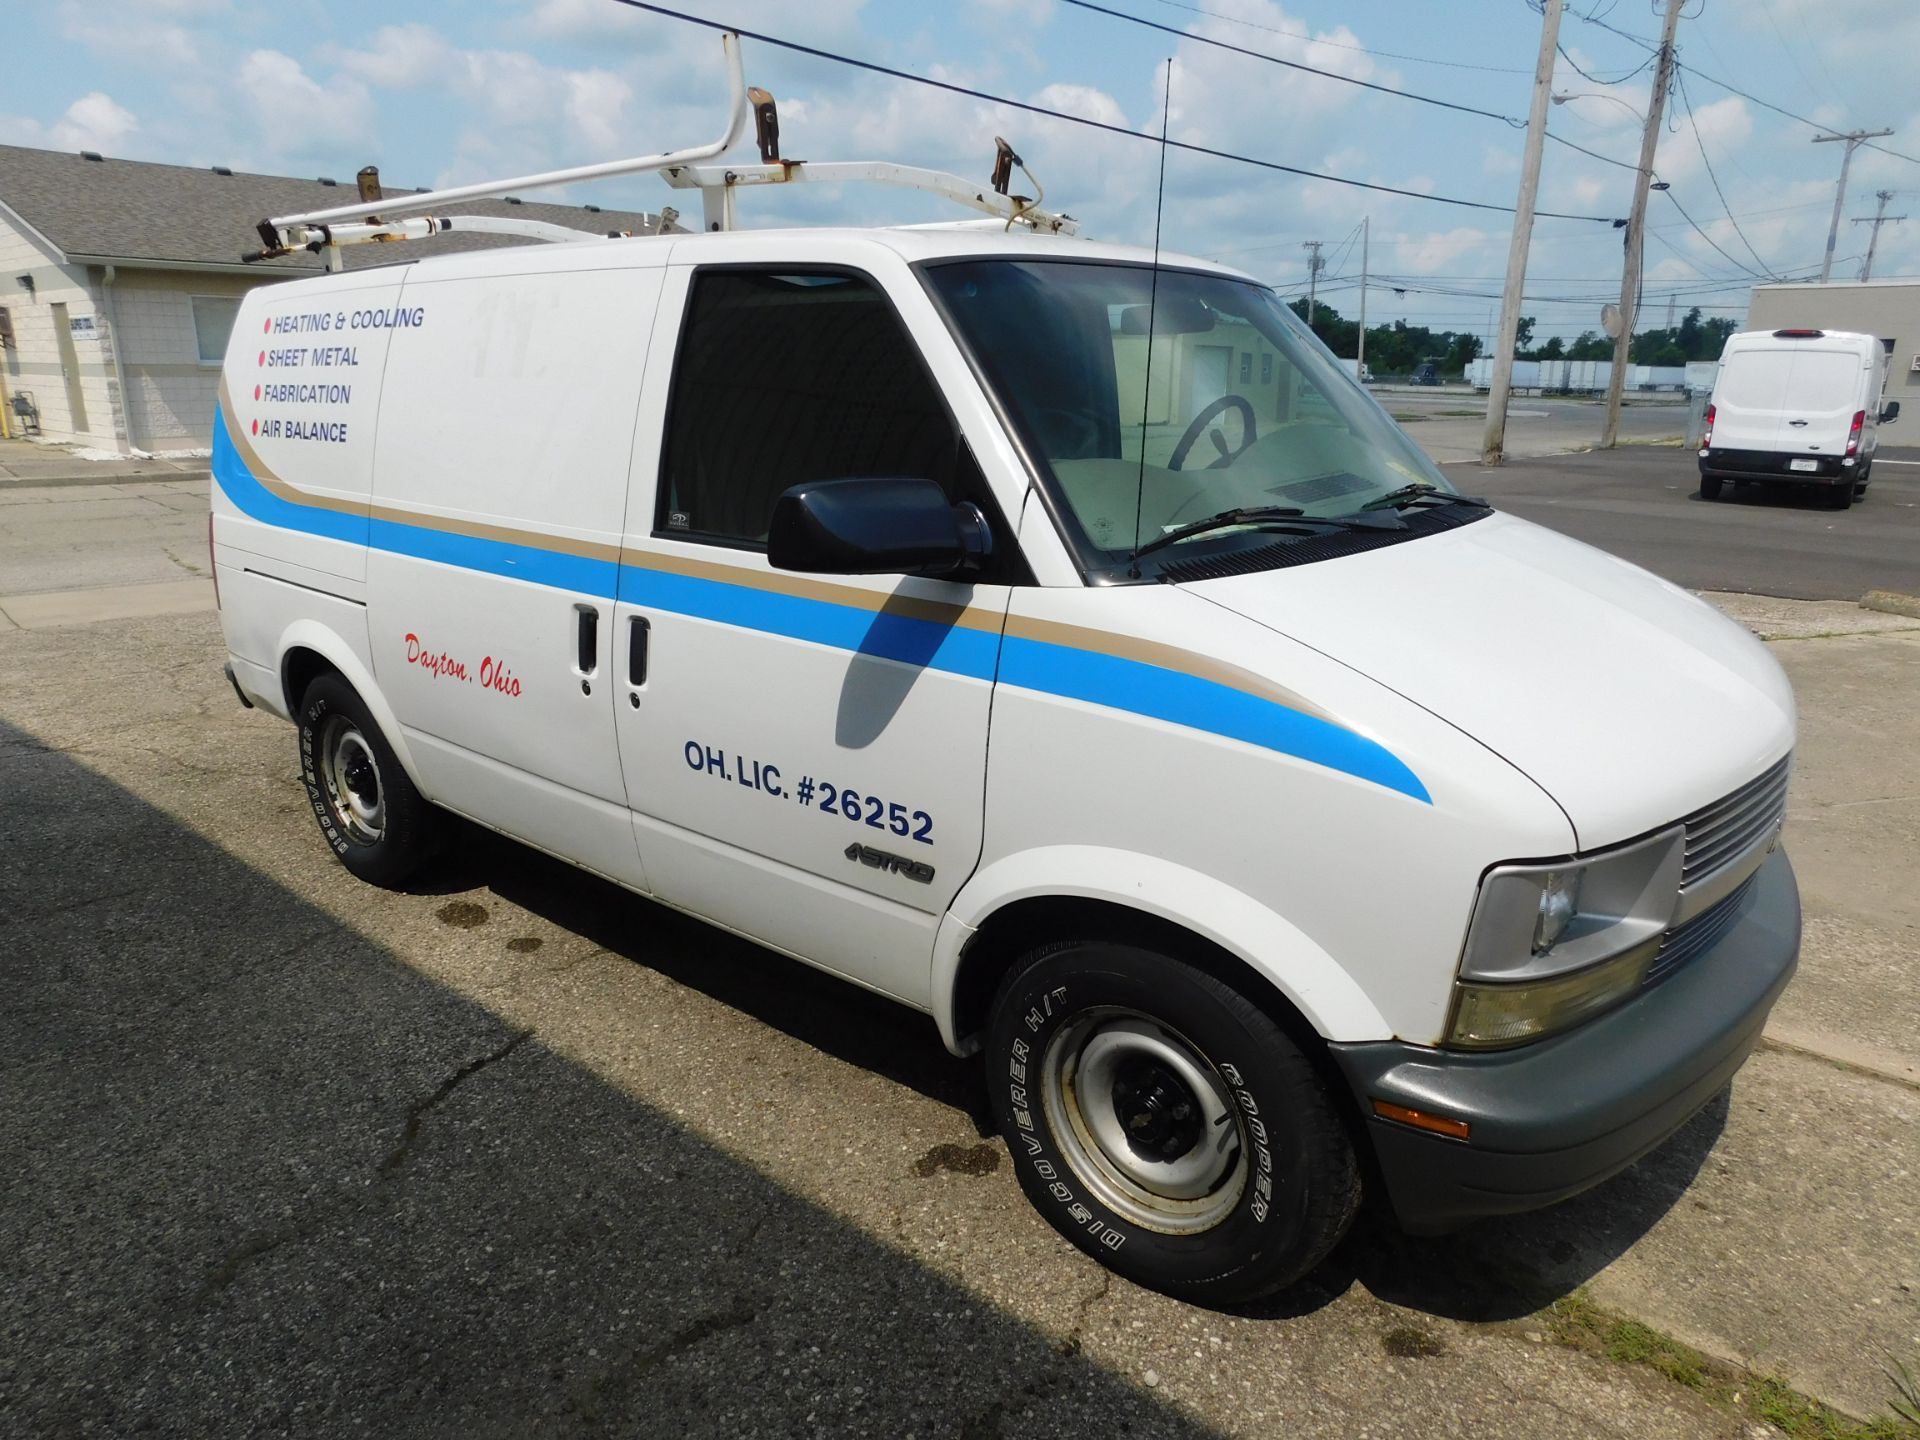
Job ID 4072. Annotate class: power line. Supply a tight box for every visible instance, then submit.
[1063,0,1643,173]
[608,0,1621,222]
[1059,0,1525,124]
[1562,0,1920,166]
[1555,43,1656,87]
[1658,188,1771,279]
[1673,67,1776,278]
[1133,0,1536,73]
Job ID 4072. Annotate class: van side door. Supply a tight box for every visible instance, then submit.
[611,261,1017,1004]
[365,250,666,890]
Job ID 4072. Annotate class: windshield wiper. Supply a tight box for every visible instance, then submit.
[1130,505,1308,563]
[1360,482,1490,512]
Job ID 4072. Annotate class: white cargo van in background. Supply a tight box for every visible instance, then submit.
[1699,328,1900,508]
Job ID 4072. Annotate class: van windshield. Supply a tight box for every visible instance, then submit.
[924,259,1462,577]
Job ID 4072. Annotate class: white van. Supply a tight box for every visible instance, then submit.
[213,224,1799,1304]
[1699,327,1900,508]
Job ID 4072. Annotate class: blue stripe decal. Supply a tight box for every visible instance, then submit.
[616,565,1002,681]
[1001,637,1429,802]
[213,406,1428,802]
[212,411,368,547]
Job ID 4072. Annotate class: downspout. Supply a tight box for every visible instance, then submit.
[100,264,135,455]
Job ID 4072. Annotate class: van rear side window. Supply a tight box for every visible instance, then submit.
[658,270,959,545]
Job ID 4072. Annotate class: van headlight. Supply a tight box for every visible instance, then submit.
[1445,827,1685,1050]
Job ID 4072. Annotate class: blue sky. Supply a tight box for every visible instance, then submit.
[8,0,1918,344]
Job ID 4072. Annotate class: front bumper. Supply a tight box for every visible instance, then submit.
[1330,848,1799,1234]
[1699,448,1852,484]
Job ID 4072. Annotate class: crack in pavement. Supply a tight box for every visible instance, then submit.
[378,1028,534,1178]
[192,1028,535,1308]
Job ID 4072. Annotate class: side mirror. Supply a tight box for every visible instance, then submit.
[1879,401,1900,424]
[768,477,992,577]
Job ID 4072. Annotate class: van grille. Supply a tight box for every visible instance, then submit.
[1646,874,1756,986]
[1679,756,1791,891]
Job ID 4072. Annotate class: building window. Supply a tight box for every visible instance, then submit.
[191,296,241,366]
[1239,352,1252,383]
[1261,353,1273,384]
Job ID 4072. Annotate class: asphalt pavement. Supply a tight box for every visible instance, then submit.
[1458,444,1920,602]
[4,432,1920,1434]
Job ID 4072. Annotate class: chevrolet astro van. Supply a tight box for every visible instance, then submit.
[213,226,1800,1302]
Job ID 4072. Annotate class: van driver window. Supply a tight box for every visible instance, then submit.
[658,270,960,546]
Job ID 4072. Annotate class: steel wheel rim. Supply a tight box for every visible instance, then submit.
[1041,1008,1248,1235]
[319,716,385,844]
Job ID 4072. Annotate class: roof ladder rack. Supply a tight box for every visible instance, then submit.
[242,33,1074,268]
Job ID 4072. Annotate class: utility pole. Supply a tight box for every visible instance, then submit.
[1601,0,1684,450]
[1815,129,1892,282]
[1482,0,1563,465]
[1356,217,1369,379]
[1665,292,1676,331]
[1302,241,1325,327]
[1852,190,1906,281]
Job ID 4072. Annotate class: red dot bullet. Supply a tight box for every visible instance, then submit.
[263,318,271,334]
[253,384,261,400]
[258,350,265,365]
[251,419,259,435]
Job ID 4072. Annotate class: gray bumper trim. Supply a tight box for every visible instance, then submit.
[1330,848,1800,1234]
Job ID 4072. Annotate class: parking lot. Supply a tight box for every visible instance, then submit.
[3,440,1917,1437]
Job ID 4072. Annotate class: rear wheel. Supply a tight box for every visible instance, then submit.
[1824,481,1854,510]
[985,939,1359,1304]
[297,674,436,887]
[1699,473,1723,500]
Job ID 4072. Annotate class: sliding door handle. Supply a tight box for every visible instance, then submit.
[575,605,599,674]
[628,615,651,687]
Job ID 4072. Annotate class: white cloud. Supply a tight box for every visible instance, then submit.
[0,92,141,155]
[237,51,375,161]
[54,0,207,67]
[327,24,452,91]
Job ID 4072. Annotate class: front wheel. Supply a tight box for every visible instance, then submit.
[297,674,437,887]
[984,940,1359,1304]
[1699,473,1723,500]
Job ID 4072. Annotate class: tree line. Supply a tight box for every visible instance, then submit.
[1289,298,1739,376]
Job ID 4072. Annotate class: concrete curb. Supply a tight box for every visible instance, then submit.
[1861,588,1920,620]
[0,469,212,490]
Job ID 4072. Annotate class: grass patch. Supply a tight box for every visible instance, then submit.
[1545,1291,1918,1439]
[1390,412,1430,423]
[1434,407,1483,417]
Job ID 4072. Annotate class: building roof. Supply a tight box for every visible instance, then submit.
[0,143,679,275]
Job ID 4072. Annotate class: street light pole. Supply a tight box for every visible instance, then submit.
[1601,0,1684,450]
[1356,216,1369,380]
[1481,0,1562,466]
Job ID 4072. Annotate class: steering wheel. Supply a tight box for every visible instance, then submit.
[1168,394,1257,471]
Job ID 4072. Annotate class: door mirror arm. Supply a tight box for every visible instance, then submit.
[768,478,993,578]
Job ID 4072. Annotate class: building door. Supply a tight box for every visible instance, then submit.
[50,302,90,434]
[1190,343,1232,414]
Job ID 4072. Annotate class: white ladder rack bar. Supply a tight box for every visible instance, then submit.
[263,32,747,233]
[662,160,1077,235]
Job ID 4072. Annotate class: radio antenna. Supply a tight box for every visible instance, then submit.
[1129,58,1174,578]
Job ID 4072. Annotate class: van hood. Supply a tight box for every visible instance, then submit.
[1188,510,1795,848]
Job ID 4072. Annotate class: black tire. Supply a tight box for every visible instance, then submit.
[1699,474,1723,500]
[1824,481,1853,510]
[297,673,436,887]
[984,940,1359,1304]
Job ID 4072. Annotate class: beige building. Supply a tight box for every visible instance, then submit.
[1746,279,1920,397]
[0,144,675,450]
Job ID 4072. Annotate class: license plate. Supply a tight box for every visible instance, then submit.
[1789,458,1819,472]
